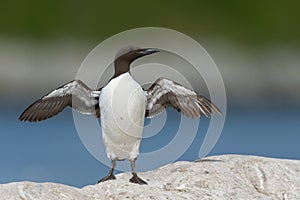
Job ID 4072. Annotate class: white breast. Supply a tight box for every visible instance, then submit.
[99,73,146,161]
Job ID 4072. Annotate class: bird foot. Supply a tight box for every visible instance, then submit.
[129,173,147,185]
[97,174,116,184]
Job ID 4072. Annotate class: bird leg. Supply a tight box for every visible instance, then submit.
[97,159,116,183]
[129,159,147,185]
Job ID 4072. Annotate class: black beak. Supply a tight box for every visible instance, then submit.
[141,48,160,55]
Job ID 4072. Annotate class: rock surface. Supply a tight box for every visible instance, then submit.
[1,155,300,200]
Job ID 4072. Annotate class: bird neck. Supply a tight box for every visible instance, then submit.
[112,59,131,79]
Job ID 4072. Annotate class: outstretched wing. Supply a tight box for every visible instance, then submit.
[19,80,101,122]
[145,77,221,118]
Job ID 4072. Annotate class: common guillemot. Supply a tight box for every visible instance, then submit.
[19,46,221,185]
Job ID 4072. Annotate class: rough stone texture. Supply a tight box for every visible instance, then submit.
[1,155,300,200]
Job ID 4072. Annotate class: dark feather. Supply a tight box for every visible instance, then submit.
[19,80,101,122]
[145,77,222,118]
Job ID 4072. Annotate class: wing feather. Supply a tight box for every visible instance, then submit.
[19,80,101,122]
[145,77,221,118]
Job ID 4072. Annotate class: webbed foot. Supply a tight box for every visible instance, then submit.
[129,173,147,185]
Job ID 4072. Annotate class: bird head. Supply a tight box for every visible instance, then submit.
[113,46,160,78]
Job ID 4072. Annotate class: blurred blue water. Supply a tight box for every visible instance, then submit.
[0,104,299,188]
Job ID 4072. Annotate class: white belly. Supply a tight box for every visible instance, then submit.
[99,73,146,161]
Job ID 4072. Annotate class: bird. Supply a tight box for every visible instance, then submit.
[19,46,222,185]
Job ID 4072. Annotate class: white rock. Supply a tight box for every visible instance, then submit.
[1,155,300,200]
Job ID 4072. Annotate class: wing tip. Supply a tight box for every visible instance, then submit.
[196,95,222,117]
[18,115,49,122]
[18,112,28,122]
